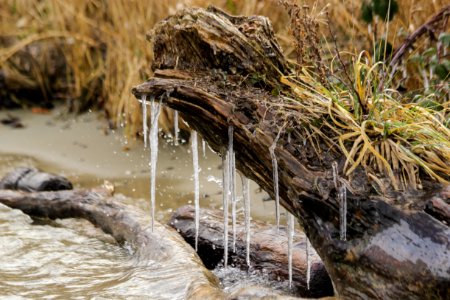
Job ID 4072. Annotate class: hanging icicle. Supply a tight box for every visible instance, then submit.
[141,95,148,148]
[202,138,206,158]
[332,161,347,240]
[287,212,295,289]
[241,174,251,267]
[231,150,237,253]
[149,96,161,232]
[269,143,280,230]
[225,126,237,253]
[222,151,230,267]
[173,110,179,146]
[332,161,338,189]
[339,185,347,241]
[306,238,311,290]
[191,131,200,251]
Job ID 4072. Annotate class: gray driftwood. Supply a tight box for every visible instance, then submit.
[133,6,450,299]
[169,205,333,298]
[0,167,73,192]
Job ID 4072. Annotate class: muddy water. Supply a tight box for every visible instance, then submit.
[0,108,278,298]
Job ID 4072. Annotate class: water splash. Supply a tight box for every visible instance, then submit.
[141,95,148,148]
[222,152,230,267]
[287,213,295,289]
[173,111,179,146]
[269,143,280,229]
[149,96,161,231]
[241,175,251,267]
[339,185,347,241]
[191,131,200,251]
[306,238,311,290]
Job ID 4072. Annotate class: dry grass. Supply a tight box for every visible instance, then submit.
[278,0,450,191]
[0,0,288,138]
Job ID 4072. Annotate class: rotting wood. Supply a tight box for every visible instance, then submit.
[133,6,450,299]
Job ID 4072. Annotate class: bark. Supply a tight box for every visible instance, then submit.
[132,6,450,299]
[169,205,333,298]
[0,182,223,299]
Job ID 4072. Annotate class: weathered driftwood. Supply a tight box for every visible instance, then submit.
[0,167,73,192]
[169,205,333,298]
[132,6,450,299]
[0,179,223,299]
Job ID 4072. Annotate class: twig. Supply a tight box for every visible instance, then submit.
[389,5,450,68]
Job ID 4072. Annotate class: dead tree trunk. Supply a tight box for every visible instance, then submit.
[132,6,450,299]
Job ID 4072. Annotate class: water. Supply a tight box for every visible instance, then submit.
[173,110,179,146]
[287,212,295,289]
[141,95,148,148]
[0,205,205,299]
[269,143,280,229]
[149,96,161,231]
[306,237,311,290]
[339,186,347,241]
[191,131,200,251]
[241,175,251,267]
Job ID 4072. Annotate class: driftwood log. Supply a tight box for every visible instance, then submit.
[132,6,450,299]
[0,167,73,192]
[169,205,333,298]
[0,170,223,299]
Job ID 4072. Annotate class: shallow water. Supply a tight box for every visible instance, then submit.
[0,108,278,298]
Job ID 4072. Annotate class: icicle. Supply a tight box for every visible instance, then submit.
[287,213,295,289]
[141,95,148,148]
[222,152,230,267]
[173,110,179,146]
[332,161,338,189]
[192,131,200,251]
[339,185,347,241]
[306,238,311,290]
[202,138,206,158]
[231,151,237,253]
[226,126,237,253]
[269,143,280,229]
[149,96,161,232]
[241,175,251,267]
